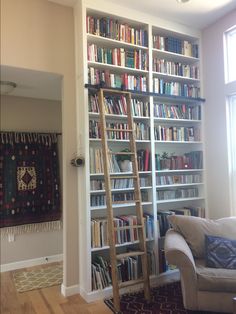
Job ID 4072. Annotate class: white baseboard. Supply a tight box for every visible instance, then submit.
[0,254,63,273]
[61,283,80,297]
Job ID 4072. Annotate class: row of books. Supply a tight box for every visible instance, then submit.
[89,94,150,117]
[157,187,199,201]
[154,125,201,142]
[92,250,156,291]
[90,147,120,173]
[153,58,200,79]
[86,16,148,47]
[89,120,150,140]
[137,149,151,171]
[157,207,205,237]
[153,78,200,98]
[155,151,203,171]
[92,255,111,290]
[91,214,154,248]
[156,173,202,185]
[90,148,151,173]
[154,103,201,120]
[90,191,148,207]
[87,44,148,70]
[153,35,199,58]
[90,176,151,191]
[88,67,148,91]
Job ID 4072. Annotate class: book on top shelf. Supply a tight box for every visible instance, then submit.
[87,15,148,47]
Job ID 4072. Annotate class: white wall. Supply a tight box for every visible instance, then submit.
[202,9,236,219]
[0,95,63,265]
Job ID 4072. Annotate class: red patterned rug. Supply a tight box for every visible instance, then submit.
[104,281,229,314]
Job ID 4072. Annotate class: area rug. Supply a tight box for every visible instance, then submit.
[104,281,229,314]
[0,132,61,228]
[13,264,63,292]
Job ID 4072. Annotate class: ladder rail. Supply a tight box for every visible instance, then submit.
[98,89,120,311]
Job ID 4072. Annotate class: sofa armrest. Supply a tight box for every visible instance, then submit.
[164,229,196,271]
[164,229,198,310]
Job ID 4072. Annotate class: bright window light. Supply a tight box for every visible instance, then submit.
[224,26,236,83]
[227,94,236,215]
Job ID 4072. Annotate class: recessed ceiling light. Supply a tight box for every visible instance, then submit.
[176,0,190,3]
[0,81,17,95]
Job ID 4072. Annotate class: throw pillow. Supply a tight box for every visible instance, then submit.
[205,235,236,269]
[168,215,236,258]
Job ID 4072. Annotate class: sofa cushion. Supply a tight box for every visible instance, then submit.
[196,259,236,293]
[168,215,236,258]
[205,235,236,269]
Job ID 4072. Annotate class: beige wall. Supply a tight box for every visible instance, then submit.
[1,0,78,287]
[0,95,63,265]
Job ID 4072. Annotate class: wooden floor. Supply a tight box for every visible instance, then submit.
[0,265,112,314]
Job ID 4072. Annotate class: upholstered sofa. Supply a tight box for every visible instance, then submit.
[165,216,236,313]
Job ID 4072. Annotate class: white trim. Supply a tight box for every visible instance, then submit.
[0,254,63,273]
[61,283,80,297]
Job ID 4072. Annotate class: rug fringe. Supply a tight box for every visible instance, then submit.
[0,220,62,240]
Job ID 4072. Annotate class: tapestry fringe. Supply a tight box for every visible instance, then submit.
[0,220,63,239]
[0,132,58,146]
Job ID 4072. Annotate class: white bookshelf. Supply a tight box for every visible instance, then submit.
[75,0,205,302]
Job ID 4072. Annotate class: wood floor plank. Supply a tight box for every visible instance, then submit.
[27,289,52,314]
[0,265,112,314]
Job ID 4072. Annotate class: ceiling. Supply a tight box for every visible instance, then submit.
[0,66,62,101]
[51,0,236,30]
[107,0,236,29]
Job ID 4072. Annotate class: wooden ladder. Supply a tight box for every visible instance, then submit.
[97,88,151,312]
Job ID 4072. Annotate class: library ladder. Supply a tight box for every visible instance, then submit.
[97,88,151,312]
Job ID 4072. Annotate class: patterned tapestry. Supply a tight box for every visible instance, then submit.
[0,132,61,228]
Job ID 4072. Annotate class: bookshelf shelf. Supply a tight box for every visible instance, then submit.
[87,61,149,74]
[152,93,205,103]
[90,171,152,177]
[76,3,205,302]
[89,112,150,121]
[90,201,153,210]
[154,140,203,144]
[152,48,199,63]
[90,186,152,194]
[89,138,151,143]
[152,71,200,83]
[87,33,149,50]
[156,197,204,204]
[91,238,154,252]
[156,169,204,173]
[85,84,205,102]
[156,183,204,189]
[153,118,201,123]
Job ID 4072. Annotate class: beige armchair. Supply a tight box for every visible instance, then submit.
[164,216,236,313]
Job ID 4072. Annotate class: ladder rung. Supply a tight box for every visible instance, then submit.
[119,278,144,289]
[112,200,141,204]
[110,175,137,180]
[116,251,145,259]
[106,128,133,132]
[114,225,143,231]
[109,152,135,156]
